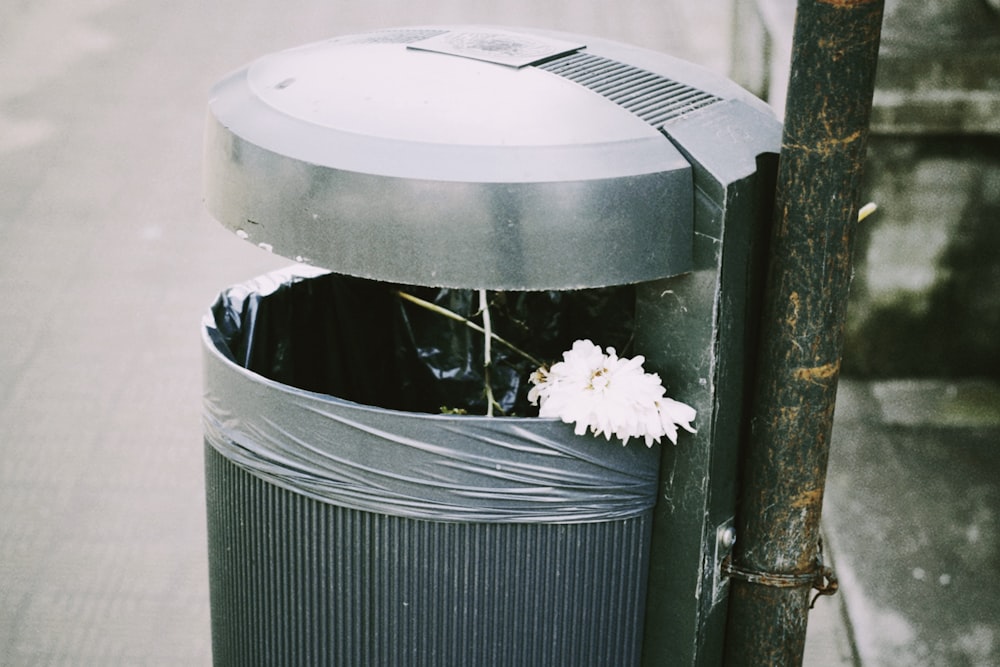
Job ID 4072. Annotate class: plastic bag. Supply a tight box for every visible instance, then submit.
[211,268,636,416]
[202,267,657,522]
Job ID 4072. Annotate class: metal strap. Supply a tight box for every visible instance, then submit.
[721,539,839,608]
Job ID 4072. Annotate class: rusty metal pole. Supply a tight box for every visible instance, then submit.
[723,1,884,665]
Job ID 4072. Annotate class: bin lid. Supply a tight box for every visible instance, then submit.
[204,26,753,289]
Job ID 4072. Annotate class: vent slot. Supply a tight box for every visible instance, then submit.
[536,52,721,127]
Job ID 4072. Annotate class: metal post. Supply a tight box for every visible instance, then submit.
[723,1,884,665]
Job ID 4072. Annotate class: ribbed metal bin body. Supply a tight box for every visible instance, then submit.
[205,446,652,666]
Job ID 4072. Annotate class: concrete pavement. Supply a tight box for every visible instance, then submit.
[823,379,1000,665]
[1,1,997,665]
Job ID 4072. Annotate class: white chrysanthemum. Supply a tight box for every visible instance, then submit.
[528,339,697,447]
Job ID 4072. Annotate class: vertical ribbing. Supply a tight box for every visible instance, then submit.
[205,444,652,666]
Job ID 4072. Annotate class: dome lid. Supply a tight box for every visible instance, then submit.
[203,26,733,289]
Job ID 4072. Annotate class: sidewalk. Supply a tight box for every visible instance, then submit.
[820,379,1000,666]
[1,2,997,666]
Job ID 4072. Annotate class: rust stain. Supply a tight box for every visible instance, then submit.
[790,487,824,510]
[785,291,801,330]
[817,0,881,7]
[778,405,801,422]
[825,129,862,149]
[782,130,863,156]
[794,360,841,384]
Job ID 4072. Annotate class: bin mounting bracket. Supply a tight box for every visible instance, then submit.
[711,517,737,605]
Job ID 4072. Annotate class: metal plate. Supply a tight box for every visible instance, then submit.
[406,28,584,67]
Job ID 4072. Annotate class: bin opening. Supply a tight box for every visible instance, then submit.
[211,270,634,416]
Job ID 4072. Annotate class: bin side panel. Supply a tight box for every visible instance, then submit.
[206,444,652,666]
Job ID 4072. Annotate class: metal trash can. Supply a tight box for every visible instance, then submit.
[201,25,781,665]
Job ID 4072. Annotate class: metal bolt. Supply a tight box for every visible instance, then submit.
[720,526,737,549]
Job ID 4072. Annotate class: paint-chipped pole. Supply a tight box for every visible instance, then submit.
[723,1,884,665]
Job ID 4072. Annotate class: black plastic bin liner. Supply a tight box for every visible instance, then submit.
[209,264,636,416]
[203,266,658,521]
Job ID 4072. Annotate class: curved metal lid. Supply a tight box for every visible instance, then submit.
[204,26,703,289]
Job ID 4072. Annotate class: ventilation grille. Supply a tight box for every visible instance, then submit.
[205,445,652,666]
[536,52,721,127]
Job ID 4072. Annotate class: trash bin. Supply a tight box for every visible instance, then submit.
[202,25,781,666]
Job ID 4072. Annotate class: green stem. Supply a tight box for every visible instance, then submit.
[395,290,544,368]
[480,289,495,417]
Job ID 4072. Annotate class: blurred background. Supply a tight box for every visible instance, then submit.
[0,1,996,665]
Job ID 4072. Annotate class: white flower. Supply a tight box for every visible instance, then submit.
[528,339,696,447]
